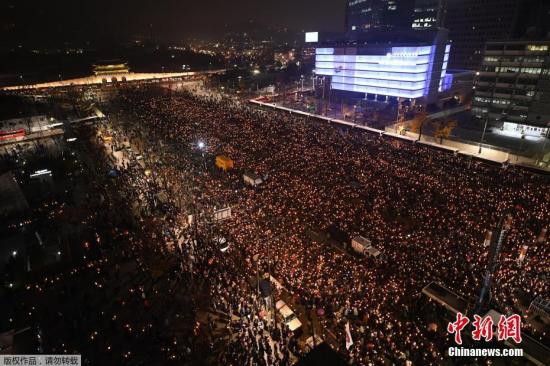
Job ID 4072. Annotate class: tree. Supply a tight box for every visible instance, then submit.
[433,119,457,144]
[409,113,429,140]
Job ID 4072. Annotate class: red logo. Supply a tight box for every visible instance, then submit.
[447,313,469,345]
[498,314,522,344]
[447,313,522,344]
[472,315,493,341]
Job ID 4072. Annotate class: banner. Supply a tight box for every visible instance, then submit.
[483,230,492,247]
[213,207,232,221]
[345,322,353,350]
[518,245,528,263]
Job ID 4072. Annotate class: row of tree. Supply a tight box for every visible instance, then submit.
[409,113,457,144]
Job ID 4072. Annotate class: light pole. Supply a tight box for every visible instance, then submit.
[395,98,401,132]
[479,112,489,154]
[326,82,332,117]
[321,77,325,114]
[265,233,284,326]
[253,253,260,298]
[197,141,207,171]
[536,126,550,166]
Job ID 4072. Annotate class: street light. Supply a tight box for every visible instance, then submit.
[536,125,550,166]
[197,141,207,170]
[479,111,489,154]
[12,251,17,257]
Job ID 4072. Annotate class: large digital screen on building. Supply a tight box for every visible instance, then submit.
[314,45,451,98]
[305,32,319,43]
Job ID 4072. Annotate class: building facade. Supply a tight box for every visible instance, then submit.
[314,31,451,104]
[411,0,446,30]
[472,40,550,134]
[93,61,130,76]
[445,0,550,70]
[346,0,414,34]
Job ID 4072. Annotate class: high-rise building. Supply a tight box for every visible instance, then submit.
[445,0,550,70]
[472,40,550,133]
[314,29,451,104]
[346,0,415,34]
[411,0,446,30]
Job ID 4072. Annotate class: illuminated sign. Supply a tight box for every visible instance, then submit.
[305,32,319,43]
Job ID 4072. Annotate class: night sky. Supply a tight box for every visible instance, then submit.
[4,0,345,44]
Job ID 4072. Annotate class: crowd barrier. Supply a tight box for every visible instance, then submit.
[249,99,549,174]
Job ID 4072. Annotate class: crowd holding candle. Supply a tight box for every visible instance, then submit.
[93,87,548,364]
[10,86,547,365]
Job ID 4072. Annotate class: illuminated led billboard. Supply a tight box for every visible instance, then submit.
[315,45,451,99]
[305,32,319,43]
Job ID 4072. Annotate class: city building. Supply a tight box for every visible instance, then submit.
[301,46,316,64]
[273,49,296,67]
[472,40,550,136]
[314,30,451,104]
[445,0,550,70]
[434,69,475,108]
[411,0,446,30]
[303,32,345,65]
[345,0,415,34]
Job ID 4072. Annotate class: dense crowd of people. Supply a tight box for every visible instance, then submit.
[90,86,549,365]
[96,94,303,365]
[9,85,538,364]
